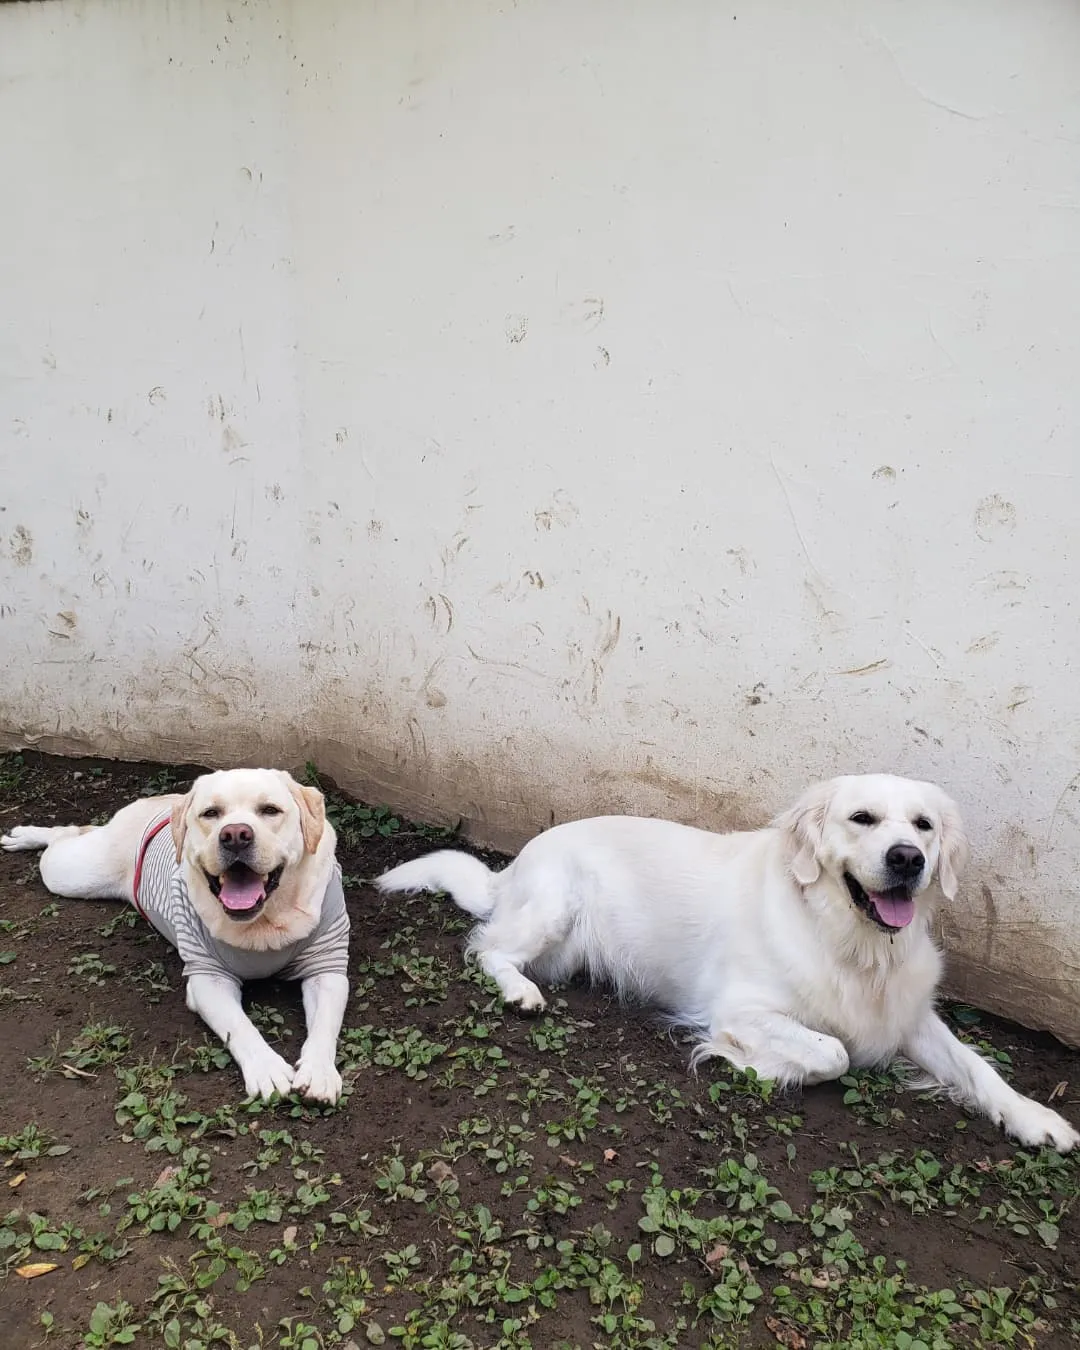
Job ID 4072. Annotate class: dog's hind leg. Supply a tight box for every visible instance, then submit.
[2,824,94,853]
[474,946,549,1012]
[2,825,120,896]
[9,826,128,900]
[467,885,577,1015]
[2,798,170,902]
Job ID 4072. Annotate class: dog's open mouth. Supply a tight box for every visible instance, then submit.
[843,873,915,931]
[202,863,283,920]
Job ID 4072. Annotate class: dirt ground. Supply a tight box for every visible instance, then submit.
[0,751,1077,1349]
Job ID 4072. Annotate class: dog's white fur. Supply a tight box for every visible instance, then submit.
[2,768,348,1104]
[378,773,1077,1151]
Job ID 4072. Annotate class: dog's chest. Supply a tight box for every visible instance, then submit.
[802,954,935,1063]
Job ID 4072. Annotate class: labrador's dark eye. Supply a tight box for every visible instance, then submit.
[200,806,222,820]
[913,816,933,832]
[849,811,877,826]
[257,803,284,817]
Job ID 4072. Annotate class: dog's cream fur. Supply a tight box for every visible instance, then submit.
[378,773,1077,1151]
[2,768,348,1104]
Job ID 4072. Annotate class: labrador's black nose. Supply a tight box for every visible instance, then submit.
[886,843,924,878]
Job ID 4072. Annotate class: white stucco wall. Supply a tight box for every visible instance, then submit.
[2,0,1079,1040]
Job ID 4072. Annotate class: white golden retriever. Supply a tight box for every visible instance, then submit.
[2,768,349,1104]
[378,773,1077,1151]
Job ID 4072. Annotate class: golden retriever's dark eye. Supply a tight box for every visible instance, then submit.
[257,803,284,817]
[199,806,222,820]
[913,816,933,832]
[849,811,877,826]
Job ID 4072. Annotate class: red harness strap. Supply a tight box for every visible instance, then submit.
[132,815,171,921]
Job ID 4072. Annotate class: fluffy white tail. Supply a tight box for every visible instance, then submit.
[375,850,497,918]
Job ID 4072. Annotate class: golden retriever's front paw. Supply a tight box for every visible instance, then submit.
[293,1055,343,1105]
[1004,1100,1079,1153]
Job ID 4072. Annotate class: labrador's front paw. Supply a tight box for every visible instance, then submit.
[240,1045,295,1101]
[293,1054,343,1105]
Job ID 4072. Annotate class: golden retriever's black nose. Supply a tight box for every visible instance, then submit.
[220,823,254,852]
[885,843,924,877]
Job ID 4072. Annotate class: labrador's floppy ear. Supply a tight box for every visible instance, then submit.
[288,780,326,854]
[936,789,969,901]
[772,779,834,887]
[170,790,195,865]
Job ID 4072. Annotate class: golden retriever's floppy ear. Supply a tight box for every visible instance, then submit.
[936,790,969,901]
[170,791,195,865]
[772,780,833,887]
[289,781,326,854]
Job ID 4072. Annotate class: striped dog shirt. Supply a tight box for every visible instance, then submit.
[132,811,349,986]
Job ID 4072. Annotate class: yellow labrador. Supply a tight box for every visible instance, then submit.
[378,773,1077,1151]
[3,768,349,1104]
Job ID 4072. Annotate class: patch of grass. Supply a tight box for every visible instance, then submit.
[304,761,461,848]
[99,907,140,938]
[118,1148,213,1235]
[248,1002,294,1044]
[0,1124,71,1163]
[28,1023,133,1078]
[340,1024,449,1080]
[0,752,26,792]
[142,767,187,796]
[0,1209,128,1276]
[302,762,401,846]
[128,959,172,1002]
[837,1066,908,1126]
[68,950,118,985]
[331,801,402,845]
[83,1299,142,1348]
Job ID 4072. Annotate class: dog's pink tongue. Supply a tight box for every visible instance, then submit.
[870,890,915,928]
[219,870,266,911]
